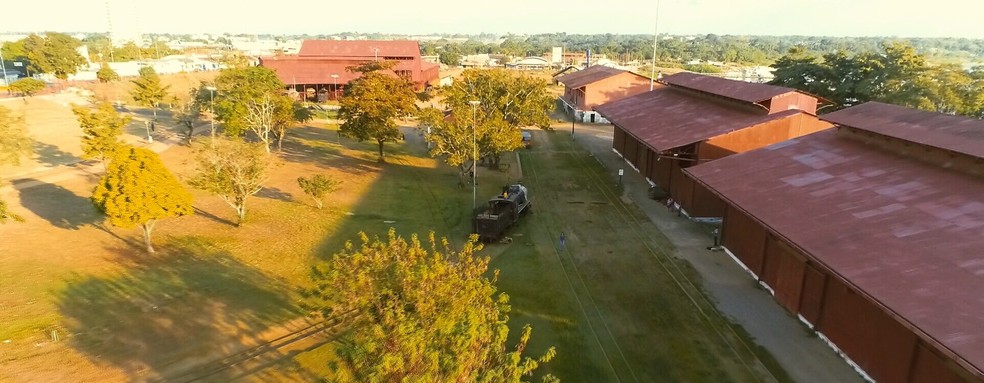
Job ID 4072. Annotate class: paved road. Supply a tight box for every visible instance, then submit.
[566,122,864,383]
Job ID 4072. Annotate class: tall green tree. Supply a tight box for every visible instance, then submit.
[130,67,171,120]
[213,66,285,137]
[338,61,418,161]
[434,69,552,168]
[22,32,86,80]
[8,78,45,97]
[96,63,119,83]
[273,97,312,151]
[189,138,271,225]
[771,42,984,115]
[91,147,194,253]
[0,106,33,223]
[73,102,131,166]
[306,229,557,383]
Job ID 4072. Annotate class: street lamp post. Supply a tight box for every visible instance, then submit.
[469,100,481,210]
[0,49,8,88]
[144,121,153,143]
[373,48,379,61]
[330,74,339,100]
[571,113,576,137]
[205,85,217,139]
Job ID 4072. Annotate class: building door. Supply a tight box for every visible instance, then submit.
[590,113,596,123]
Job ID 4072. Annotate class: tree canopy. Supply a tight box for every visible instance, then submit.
[0,106,33,166]
[96,63,120,83]
[8,78,45,97]
[0,106,33,224]
[297,174,340,209]
[21,32,87,80]
[73,102,131,165]
[189,138,271,225]
[770,42,984,116]
[422,69,552,177]
[306,229,557,383]
[91,147,194,253]
[130,67,171,119]
[213,66,285,137]
[338,61,419,160]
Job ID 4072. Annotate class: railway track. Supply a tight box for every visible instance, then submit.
[553,134,779,382]
[521,144,639,383]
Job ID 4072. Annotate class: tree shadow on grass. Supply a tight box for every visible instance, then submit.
[193,206,237,227]
[32,142,82,167]
[54,236,306,381]
[15,179,100,230]
[257,186,293,202]
[279,125,383,176]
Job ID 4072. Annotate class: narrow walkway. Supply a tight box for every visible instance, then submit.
[567,123,863,383]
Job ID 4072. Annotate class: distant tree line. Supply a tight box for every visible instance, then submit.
[770,42,984,117]
[419,34,984,66]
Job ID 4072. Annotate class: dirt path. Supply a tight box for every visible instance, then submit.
[569,122,864,383]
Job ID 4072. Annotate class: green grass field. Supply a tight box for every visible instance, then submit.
[0,122,788,382]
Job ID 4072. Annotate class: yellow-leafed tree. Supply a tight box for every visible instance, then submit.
[306,229,557,383]
[91,147,193,253]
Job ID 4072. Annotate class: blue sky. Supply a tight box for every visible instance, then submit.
[5,0,984,38]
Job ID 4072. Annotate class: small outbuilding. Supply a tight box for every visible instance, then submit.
[555,65,653,124]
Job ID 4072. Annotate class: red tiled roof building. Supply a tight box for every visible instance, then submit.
[594,72,832,217]
[686,102,984,383]
[259,40,440,101]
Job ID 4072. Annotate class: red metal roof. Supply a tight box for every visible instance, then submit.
[260,56,361,85]
[686,129,984,377]
[259,56,429,86]
[555,66,645,89]
[821,101,984,159]
[662,72,799,103]
[299,40,421,58]
[594,87,802,151]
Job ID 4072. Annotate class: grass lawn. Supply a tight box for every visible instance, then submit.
[0,118,786,382]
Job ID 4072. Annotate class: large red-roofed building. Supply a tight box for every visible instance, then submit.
[259,40,440,100]
[685,102,984,383]
[594,72,831,217]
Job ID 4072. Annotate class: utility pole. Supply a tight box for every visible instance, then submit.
[0,49,9,87]
[650,0,662,91]
[469,100,481,210]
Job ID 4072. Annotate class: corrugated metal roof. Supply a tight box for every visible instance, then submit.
[594,87,800,151]
[821,101,984,159]
[686,129,984,377]
[259,56,420,85]
[299,40,421,58]
[662,72,798,103]
[556,65,642,89]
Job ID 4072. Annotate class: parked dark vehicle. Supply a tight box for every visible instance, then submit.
[473,184,531,242]
[521,130,533,148]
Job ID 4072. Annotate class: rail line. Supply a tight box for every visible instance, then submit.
[521,148,639,383]
[558,135,779,382]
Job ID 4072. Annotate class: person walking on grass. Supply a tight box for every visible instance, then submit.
[559,232,566,249]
